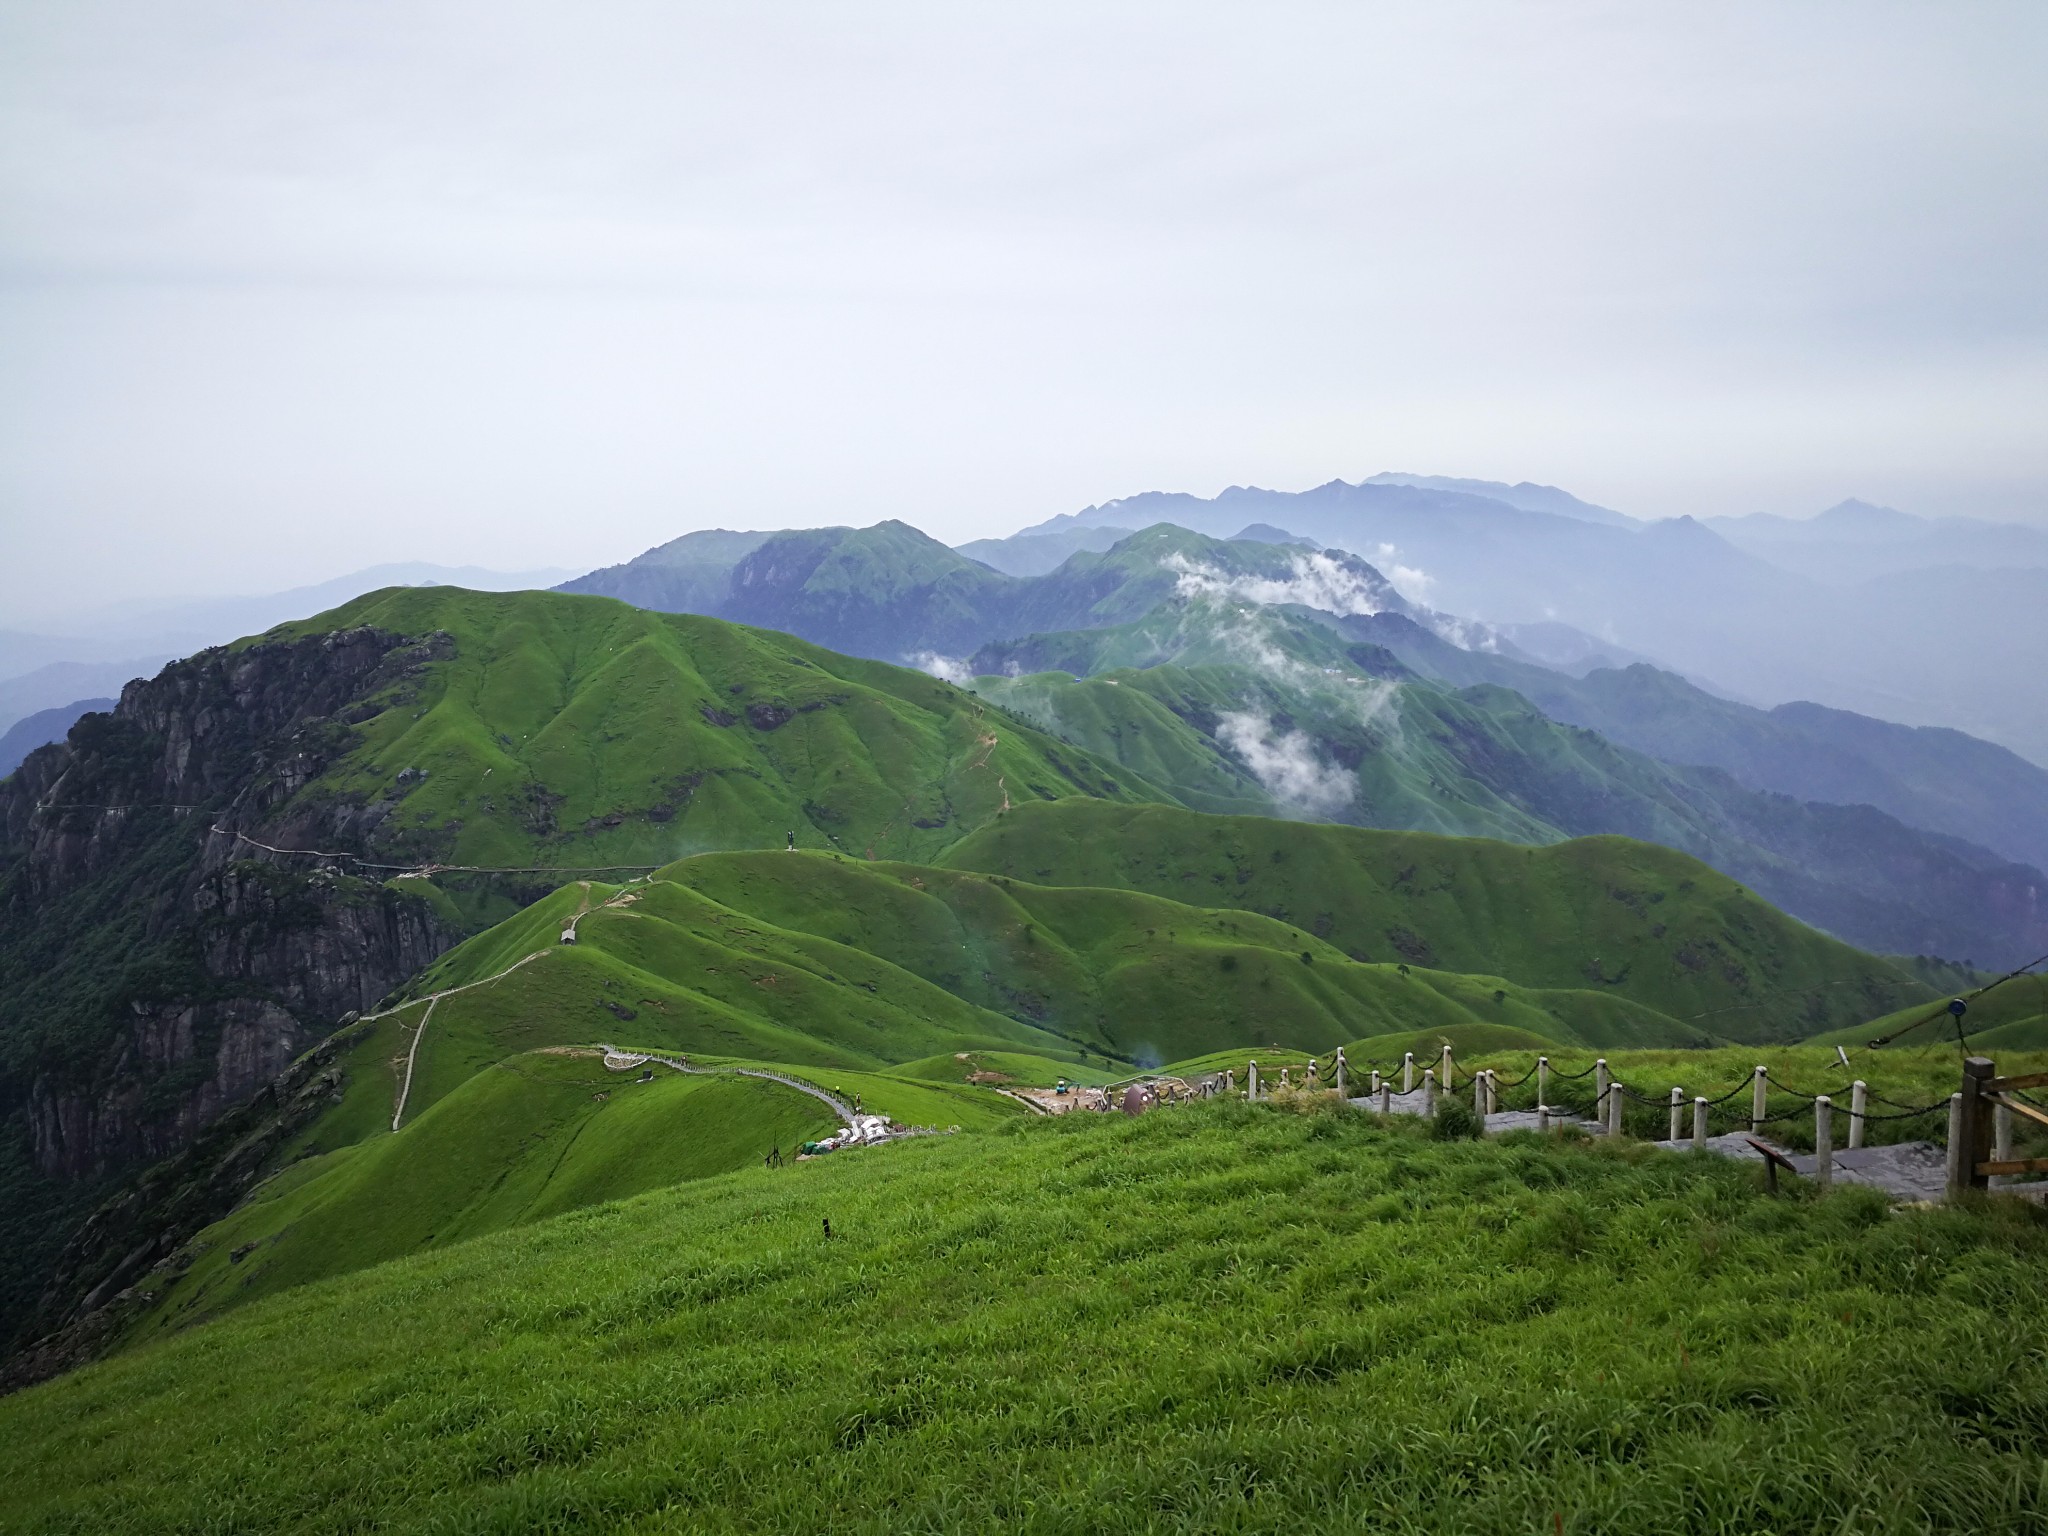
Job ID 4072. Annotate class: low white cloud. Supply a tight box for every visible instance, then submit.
[908,651,975,684]
[1374,543,1436,607]
[1164,550,1397,618]
[1216,710,1355,816]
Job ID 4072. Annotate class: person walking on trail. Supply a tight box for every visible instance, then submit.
[765,1145,783,1168]
[786,830,796,851]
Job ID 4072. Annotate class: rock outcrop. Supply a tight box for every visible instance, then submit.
[0,626,462,1185]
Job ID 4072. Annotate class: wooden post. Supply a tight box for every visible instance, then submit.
[1422,1067,1437,1116]
[1402,1052,1415,1093]
[1606,1078,1625,1138]
[1993,1098,2014,1190]
[1954,1057,1995,1196]
[1848,1080,1867,1151]
[1537,1056,1549,1107]
[1596,1059,1610,1124]
[1944,1092,1965,1198]
[1440,1044,1453,1091]
[1668,1087,1684,1143]
[1693,1096,1708,1149]
[1814,1096,1833,1188]
[1247,1061,1259,1102]
[1751,1066,1768,1135]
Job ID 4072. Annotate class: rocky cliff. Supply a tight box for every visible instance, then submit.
[0,626,464,1259]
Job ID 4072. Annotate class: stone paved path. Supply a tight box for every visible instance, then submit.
[1345,1089,1983,1204]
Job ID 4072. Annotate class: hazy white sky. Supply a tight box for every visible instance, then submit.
[3,1,2045,617]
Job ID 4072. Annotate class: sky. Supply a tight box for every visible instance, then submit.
[2,0,2045,619]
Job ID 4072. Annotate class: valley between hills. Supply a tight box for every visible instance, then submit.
[1,502,2044,1532]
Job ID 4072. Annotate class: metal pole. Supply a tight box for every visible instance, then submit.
[1848,1080,1867,1151]
[1814,1096,1833,1189]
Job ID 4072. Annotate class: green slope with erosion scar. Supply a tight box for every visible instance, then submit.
[4,1105,2045,1533]
[252,584,1168,927]
[937,800,1932,1043]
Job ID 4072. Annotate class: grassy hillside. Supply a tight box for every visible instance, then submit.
[1805,976,2048,1054]
[969,605,2048,967]
[939,801,1930,1042]
[125,1051,843,1341]
[264,586,1154,907]
[3,1104,2043,1532]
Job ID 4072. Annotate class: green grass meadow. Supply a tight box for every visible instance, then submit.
[3,1102,2045,1533]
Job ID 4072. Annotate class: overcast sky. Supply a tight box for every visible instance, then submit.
[2,1,2045,618]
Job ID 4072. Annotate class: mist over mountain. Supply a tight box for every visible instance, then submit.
[1360,473,1640,528]
[0,564,573,737]
[1011,477,2048,765]
[1705,499,2048,583]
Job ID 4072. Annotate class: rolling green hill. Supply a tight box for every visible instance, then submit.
[48,824,1849,1354]
[264,584,1155,902]
[938,800,1931,1042]
[559,521,1423,670]
[3,1103,2043,1532]
[964,608,2048,968]
[0,586,1167,1348]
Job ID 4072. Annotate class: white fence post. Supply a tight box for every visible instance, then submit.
[1944,1092,1965,1197]
[1422,1067,1437,1116]
[1668,1087,1684,1143]
[1606,1079,1625,1137]
[1379,1079,1392,1114]
[1440,1044,1454,1092]
[1994,1099,2014,1189]
[1473,1070,1487,1120]
[1537,1103,1551,1133]
[1849,1080,1867,1151]
[1369,1068,1381,1096]
[1814,1096,1833,1188]
[1693,1096,1708,1149]
[1537,1056,1549,1107]
[1335,1048,1348,1101]
[1751,1066,1768,1135]
[1248,1061,1259,1102]
[1403,1052,1415,1093]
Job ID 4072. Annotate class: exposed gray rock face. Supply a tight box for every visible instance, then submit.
[0,626,462,1184]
